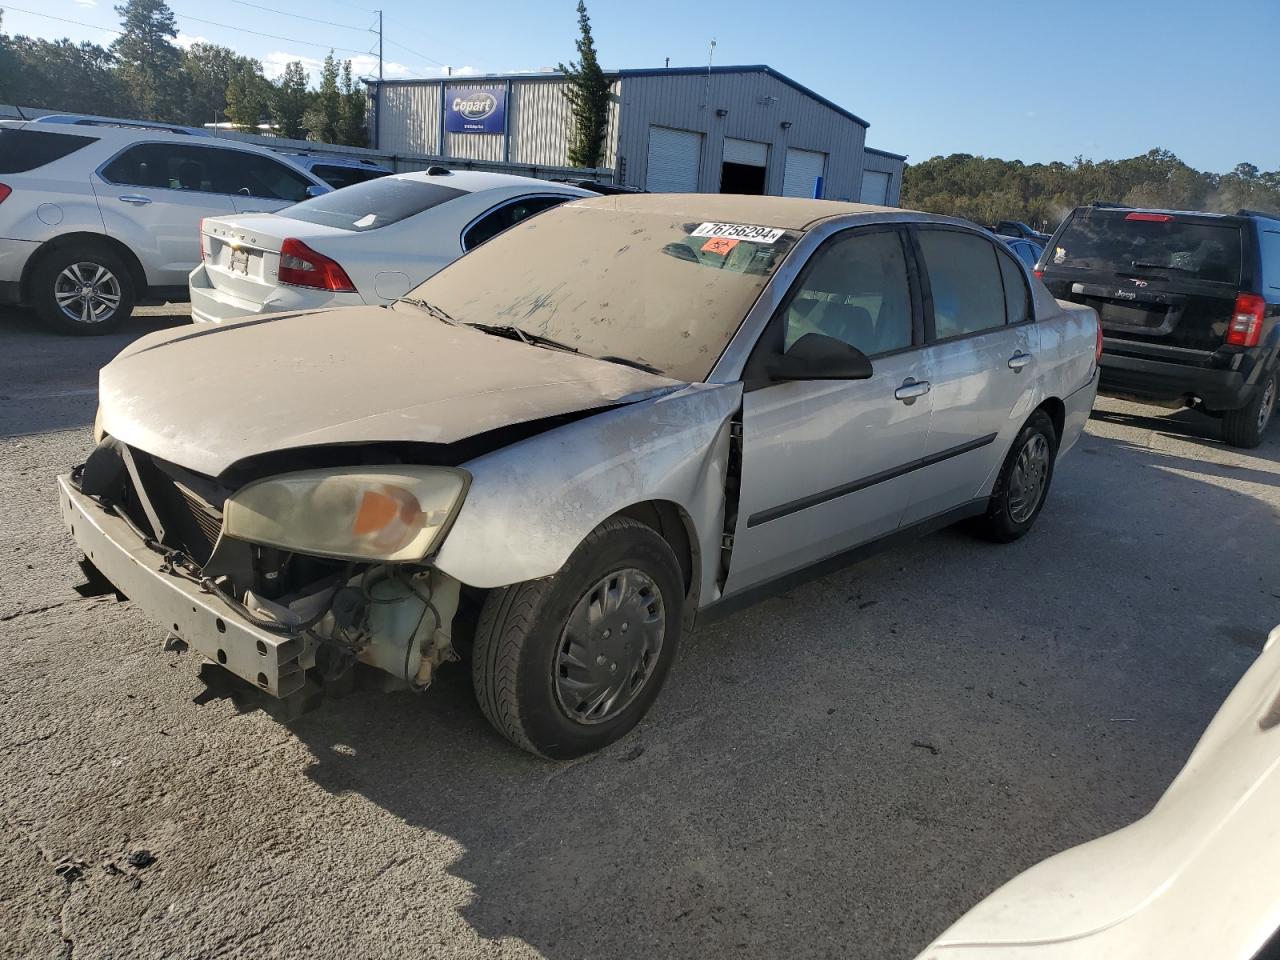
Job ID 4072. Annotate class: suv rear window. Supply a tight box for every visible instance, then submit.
[1051,212,1242,285]
[284,178,466,232]
[0,129,98,173]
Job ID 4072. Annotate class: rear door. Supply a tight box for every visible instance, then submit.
[1040,209,1247,352]
[726,225,932,594]
[94,141,236,288]
[902,226,1038,525]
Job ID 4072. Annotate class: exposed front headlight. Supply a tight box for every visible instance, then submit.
[222,467,469,562]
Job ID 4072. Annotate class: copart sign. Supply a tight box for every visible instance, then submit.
[446,86,506,134]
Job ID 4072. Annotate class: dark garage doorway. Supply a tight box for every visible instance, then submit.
[720,161,766,195]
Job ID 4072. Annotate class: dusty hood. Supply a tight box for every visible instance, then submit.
[99,306,683,478]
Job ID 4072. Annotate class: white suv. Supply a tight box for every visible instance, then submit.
[0,120,329,334]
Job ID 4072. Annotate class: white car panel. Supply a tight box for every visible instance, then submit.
[189,172,592,323]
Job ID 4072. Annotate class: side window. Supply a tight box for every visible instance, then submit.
[1261,229,1280,291]
[205,149,312,202]
[996,246,1030,324]
[780,228,913,357]
[101,143,196,190]
[918,229,1007,339]
[463,195,569,250]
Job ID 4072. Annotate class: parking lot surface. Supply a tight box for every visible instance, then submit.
[2,305,1277,960]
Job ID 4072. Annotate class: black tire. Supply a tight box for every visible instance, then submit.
[973,410,1058,543]
[1221,370,1276,449]
[30,244,136,336]
[472,516,684,760]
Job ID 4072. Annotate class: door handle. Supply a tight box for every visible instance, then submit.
[894,378,931,403]
[118,195,152,205]
[1008,351,1033,371]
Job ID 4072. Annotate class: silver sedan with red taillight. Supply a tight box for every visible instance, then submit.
[188,169,590,323]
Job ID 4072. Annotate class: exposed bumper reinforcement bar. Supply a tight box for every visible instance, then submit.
[57,474,309,698]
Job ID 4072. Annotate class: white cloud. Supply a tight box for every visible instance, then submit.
[175,33,210,50]
[74,0,97,8]
[261,50,482,85]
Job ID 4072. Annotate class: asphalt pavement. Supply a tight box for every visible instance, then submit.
[2,305,1277,960]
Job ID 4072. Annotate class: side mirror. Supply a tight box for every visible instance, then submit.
[305,184,330,198]
[767,332,873,382]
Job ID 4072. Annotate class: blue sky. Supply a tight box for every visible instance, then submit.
[4,0,1277,172]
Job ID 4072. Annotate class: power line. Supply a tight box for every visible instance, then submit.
[0,5,125,37]
[222,0,367,33]
[168,9,373,56]
[383,37,448,69]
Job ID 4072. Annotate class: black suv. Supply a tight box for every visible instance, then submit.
[1037,205,1279,447]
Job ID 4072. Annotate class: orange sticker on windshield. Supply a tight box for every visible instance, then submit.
[701,237,740,256]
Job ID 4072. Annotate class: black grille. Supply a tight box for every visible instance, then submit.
[173,481,224,555]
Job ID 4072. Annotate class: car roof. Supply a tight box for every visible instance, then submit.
[568,192,902,230]
[279,152,393,172]
[388,169,594,194]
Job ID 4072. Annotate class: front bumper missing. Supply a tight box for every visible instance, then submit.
[58,474,311,697]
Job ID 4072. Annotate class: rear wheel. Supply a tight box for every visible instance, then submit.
[471,516,684,759]
[1221,370,1276,449]
[973,410,1057,543]
[31,244,136,335]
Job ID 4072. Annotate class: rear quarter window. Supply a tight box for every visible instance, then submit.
[283,177,466,231]
[1051,213,1243,285]
[311,165,390,190]
[0,129,98,173]
[1260,228,1280,291]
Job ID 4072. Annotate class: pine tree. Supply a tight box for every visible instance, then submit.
[224,63,270,131]
[270,60,309,140]
[111,0,186,122]
[558,1,611,169]
[337,60,367,146]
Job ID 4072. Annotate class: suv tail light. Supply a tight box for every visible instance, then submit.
[1033,268,1044,279]
[278,238,356,292]
[1095,316,1104,362]
[1227,293,1266,347]
[198,218,206,261]
[0,183,11,204]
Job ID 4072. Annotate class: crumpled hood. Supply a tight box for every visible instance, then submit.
[99,306,684,478]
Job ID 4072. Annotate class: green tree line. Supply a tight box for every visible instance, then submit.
[902,149,1280,229]
[0,0,367,145]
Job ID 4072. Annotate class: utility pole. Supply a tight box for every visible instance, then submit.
[377,9,384,82]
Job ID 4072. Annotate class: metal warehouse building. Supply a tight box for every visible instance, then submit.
[370,65,905,204]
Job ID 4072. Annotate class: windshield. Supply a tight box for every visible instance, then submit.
[1051,213,1242,284]
[398,203,799,381]
[284,177,466,232]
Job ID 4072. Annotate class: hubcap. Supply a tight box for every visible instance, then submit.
[554,567,665,725]
[1258,378,1276,433]
[54,262,121,325]
[1008,433,1050,524]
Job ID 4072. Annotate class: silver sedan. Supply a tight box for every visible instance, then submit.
[61,194,1100,758]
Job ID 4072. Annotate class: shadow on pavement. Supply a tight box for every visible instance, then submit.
[1089,403,1225,444]
[285,429,1278,960]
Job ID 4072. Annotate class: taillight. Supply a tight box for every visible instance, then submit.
[1227,293,1266,347]
[1095,317,1104,362]
[199,218,206,261]
[278,238,356,292]
[1125,212,1173,222]
[1033,269,1044,279]
[0,183,11,204]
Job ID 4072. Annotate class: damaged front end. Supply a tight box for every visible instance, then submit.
[64,436,471,711]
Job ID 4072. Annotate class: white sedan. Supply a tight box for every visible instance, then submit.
[188,170,592,323]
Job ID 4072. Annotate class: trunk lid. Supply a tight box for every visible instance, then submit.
[1040,209,1249,352]
[201,213,353,306]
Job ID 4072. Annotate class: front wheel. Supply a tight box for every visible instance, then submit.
[973,410,1058,543]
[31,244,136,335]
[471,516,685,759]
[1221,371,1276,449]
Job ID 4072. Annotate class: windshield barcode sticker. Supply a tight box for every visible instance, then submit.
[691,222,785,244]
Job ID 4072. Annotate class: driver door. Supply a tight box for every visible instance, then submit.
[724,225,934,595]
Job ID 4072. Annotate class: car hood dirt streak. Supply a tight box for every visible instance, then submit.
[98,306,685,478]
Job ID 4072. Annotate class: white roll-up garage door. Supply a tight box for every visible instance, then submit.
[782,148,826,198]
[860,170,892,205]
[722,138,768,167]
[646,127,702,193]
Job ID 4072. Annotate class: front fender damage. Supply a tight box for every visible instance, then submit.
[433,381,744,606]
